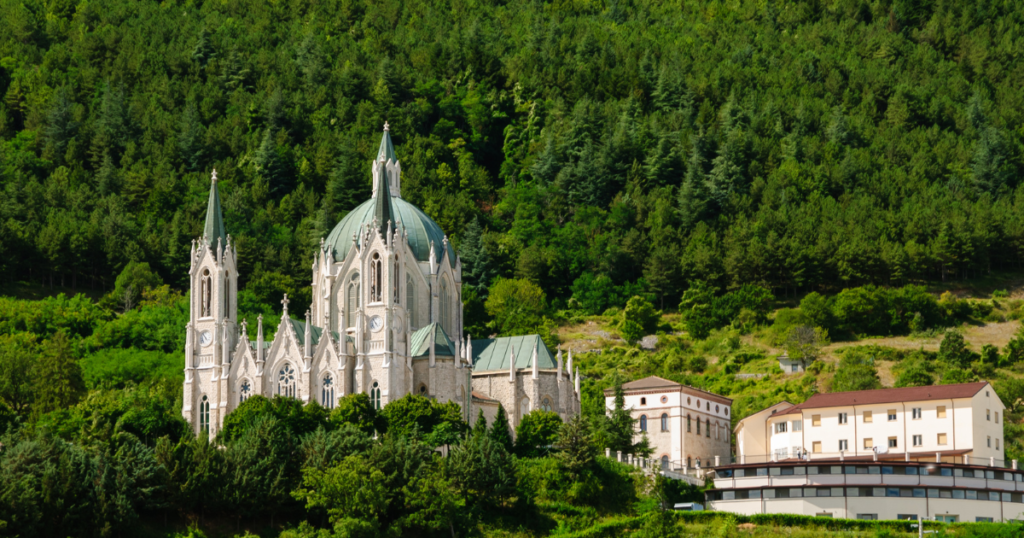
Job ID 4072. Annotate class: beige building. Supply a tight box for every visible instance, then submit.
[182,127,580,438]
[709,382,1020,522]
[604,376,731,470]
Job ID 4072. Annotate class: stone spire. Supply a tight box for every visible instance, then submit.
[377,122,397,162]
[256,314,264,363]
[372,159,394,238]
[304,310,313,359]
[203,169,227,247]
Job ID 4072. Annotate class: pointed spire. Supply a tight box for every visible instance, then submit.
[377,122,397,162]
[575,366,581,394]
[241,318,248,340]
[304,309,313,359]
[203,169,227,247]
[567,349,573,378]
[256,314,264,363]
[556,347,563,382]
[466,334,473,368]
[531,339,539,379]
[509,345,516,382]
[372,160,394,237]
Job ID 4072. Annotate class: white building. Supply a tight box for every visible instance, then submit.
[604,376,731,471]
[708,382,1022,522]
[182,126,580,438]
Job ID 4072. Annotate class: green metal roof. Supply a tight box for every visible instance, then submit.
[323,197,456,265]
[470,335,556,372]
[288,318,323,346]
[203,177,227,246]
[377,129,397,162]
[410,323,457,357]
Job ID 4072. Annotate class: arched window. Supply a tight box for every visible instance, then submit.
[520,397,530,419]
[639,415,647,432]
[322,374,335,409]
[696,417,701,435]
[640,397,647,405]
[370,252,382,302]
[407,274,417,328]
[706,419,710,438]
[419,383,427,395]
[661,455,669,469]
[201,269,212,317]
[541,398,553,412]
[687,414,692,432]
[687,456,692,468]
[239,380,252,404]
[347,273,360,329]
[199,395,210,431]
[439,279,450,334]
[661,413,669,431]
[279,363,296,398]
[715,422,720,440]
[394,259,399,302]
[371,381,381,409]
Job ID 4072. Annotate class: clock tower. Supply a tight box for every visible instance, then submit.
[182,170,239,439]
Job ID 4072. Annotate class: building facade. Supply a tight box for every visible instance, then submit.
[604,376,732,471]
[182,126,580,438]
[709,382,1019,522]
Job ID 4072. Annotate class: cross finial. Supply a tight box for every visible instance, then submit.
[211,168,218,183]
[383,121,390,132]
[281,293,290,314]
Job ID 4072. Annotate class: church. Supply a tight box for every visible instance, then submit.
[182,126,581,438]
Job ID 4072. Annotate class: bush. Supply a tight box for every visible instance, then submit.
[515,410,563,458]
[621,296,660,335]
[938,331,974,369]
[832,350,880,392]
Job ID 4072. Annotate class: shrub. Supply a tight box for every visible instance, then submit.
[938,331,974,369]
[832,350,880,392]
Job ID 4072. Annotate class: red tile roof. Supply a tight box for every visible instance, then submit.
[471,391,499,403]
[603,375,732,404]
[776,382,991,415]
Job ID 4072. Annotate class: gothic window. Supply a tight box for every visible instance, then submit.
[393,259,399,302]
[201,269,212,317]
[418,384,427,395]
[371,381,381,409]
[370,252,382,302]
[407,274,417,328]
[660,455,669,469]
[199,395,210,431]
[346,273,360,329]
[439,279,450,334]
[239,380,252,404]
[520,397,530,419]
[541,398,553,412]
[322,374,335,409]
[278,363,296,398]
[661,413,669,431]
[639,415,648,432]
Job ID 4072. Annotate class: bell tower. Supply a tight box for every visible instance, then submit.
[183,169,239,439]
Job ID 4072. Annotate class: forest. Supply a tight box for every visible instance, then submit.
[4,0,1024,535]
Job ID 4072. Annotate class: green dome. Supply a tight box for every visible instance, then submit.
[324,197,456,265]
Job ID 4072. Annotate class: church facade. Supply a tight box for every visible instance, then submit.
[182,127,580,438]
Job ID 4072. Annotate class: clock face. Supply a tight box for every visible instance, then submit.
[369,315,384,332]
[199,330,213,347]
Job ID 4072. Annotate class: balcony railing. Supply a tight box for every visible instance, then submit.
[722,452,1015,469]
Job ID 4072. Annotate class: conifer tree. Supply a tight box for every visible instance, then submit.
[472,409,488,436]
[44,86,77,164]
[33,331,85,415]
[178,97,205,172]
[488,404,513,453]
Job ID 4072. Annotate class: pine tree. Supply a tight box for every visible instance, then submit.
[488,404,513,453]
[255,128,290,198]
[473,409,488,436]
[44,86,77,164]
[603,383,637,455]
[178,97,205,172]
[96,150,120,196]
[460,216,493,294]
[33,331,85,415]
[91,81,128,167]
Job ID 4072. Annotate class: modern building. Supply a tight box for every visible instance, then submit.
[182,126,581,439]
[604,376,731,471]
[708,382,1022,522]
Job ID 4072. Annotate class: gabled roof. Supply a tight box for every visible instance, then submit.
[775,382,992,416]
[410,323,456,357]
[470,335,556,372]
[602,375,733,404]
[620,375,680,391]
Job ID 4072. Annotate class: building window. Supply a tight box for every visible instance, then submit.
[541,398,553,412]
[937,406,946,418]
[775,422,787,434]
[888,437,898,449]
[988,436,992,448]
[725,408,729,416]
[278,363,296,398]
[912,408,922,419]
[687,397,691,405]
[239,380,252,404]
[661,395,668,404]
[793,420,802,432]
[407,274,417,329]
[987,409,991,421]
[199,395,210,431]
[322,374,335,409]
[813,441,822,454]
[371,381,381,409]
[393,259,399,302]
[347,273,360,329]
[696,400,700,408]
[937,433,947,446]
[687,415,692,432]
[863,438,873,449]
[201,269,212,317]
[888,410,897,421]
[639,415,648,432]
[996,439,1000,450]
[839,440,848,452]
[857,514,878,521]
[863,411,872,423]
[913,435,922,447]
[697,418,701,435]
[660,413,669,431]
[370,252,382,302]
[419,384,427,395]
[812,415,821,427]
[706,419,710,438]
[706,402,710,411]
[791,364,798,372]
[995,412,999,424]
[838,413,848,424]
[661,455,669,469]
[640,397,647,406]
